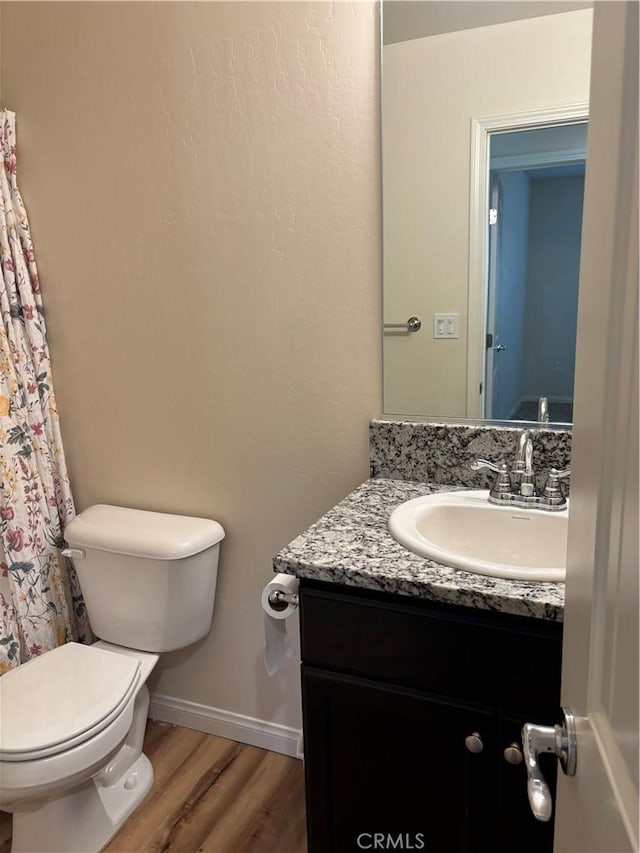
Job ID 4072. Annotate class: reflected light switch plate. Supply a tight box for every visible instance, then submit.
[433,313,459,339]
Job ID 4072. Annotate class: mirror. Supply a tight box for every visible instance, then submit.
[382,1,594,424]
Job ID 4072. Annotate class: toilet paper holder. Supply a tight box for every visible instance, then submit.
[268,589,299,612]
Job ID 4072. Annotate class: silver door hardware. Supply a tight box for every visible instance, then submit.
[383,316,422,333]
[503,743,523,765]
[493,344,506,352]
[464,732,484,753]
[489,208,498,225]
[522,708,577,822]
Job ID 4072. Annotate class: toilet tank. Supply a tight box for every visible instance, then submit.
[64,505,225,653]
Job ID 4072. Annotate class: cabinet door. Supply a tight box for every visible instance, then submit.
[495,713,558,853]
[302,666,497,853]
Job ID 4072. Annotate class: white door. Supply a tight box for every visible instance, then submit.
[524,4,639,851]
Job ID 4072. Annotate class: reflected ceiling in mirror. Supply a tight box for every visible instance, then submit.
[382,1,594,425]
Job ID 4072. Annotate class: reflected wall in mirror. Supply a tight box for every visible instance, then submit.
[382,1,594,424]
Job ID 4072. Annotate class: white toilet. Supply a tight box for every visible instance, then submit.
[0,504,225,853]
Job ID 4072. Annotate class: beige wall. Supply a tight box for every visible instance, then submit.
[383,9,592,417]
[0,2,381,733]
[383,0,592,45]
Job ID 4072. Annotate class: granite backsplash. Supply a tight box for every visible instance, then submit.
[369,419,571,493]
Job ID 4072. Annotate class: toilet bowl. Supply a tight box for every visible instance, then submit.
[0,641,158,852]
[0,505,225,853]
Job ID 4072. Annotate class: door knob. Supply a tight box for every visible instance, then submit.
[464,732,484,753]
[522,708,577,822]
[493,344,507,352]
[503,743,523,765]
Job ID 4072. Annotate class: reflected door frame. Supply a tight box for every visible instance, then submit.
[484,172,501,418]
[466,103,589,419]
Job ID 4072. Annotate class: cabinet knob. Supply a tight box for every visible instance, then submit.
[503,742,523,765]
[464,732,484,754]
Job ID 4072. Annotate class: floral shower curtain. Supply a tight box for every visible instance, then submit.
[0,110,90,673]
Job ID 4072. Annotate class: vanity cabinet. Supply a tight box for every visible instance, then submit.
[299,581,563,853]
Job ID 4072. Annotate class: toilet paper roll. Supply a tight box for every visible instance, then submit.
[261,574,299,676]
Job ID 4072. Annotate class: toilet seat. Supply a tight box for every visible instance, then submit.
[0,643,141,761]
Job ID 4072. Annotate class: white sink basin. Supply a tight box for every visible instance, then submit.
[388,490,567,582]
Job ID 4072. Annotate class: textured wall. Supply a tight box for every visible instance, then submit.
[1,1,381,733]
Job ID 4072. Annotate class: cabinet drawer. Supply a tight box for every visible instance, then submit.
[300,582,562,714]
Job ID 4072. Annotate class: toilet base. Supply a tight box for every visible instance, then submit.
[11,753,154,853]
[8,682,155,853]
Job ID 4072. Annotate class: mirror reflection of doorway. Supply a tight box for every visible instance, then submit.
[484,123,587,422]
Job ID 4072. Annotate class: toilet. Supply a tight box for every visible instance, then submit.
[0,504,225,853]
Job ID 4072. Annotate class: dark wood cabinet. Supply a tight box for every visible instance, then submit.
[299,581,563,853]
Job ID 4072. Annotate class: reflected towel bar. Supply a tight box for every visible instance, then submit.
[383,316,422,333]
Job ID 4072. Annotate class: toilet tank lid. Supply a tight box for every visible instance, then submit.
[65,505,225,560]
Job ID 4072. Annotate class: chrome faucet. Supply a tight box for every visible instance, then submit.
[514,429,532,469]
[470,429,570,511]
[537,397,550,423]
[512,429,535,497]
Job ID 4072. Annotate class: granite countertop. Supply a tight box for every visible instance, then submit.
[273,479,565,622]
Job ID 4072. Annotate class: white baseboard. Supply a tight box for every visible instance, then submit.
[149,693,303,760]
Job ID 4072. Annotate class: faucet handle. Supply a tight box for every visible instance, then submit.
[470,460,512,500]
[544,467,571,491]
[470,459,505,473]
[542,468,571,509]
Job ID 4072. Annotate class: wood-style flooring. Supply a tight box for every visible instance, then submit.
[0,721,307,853]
